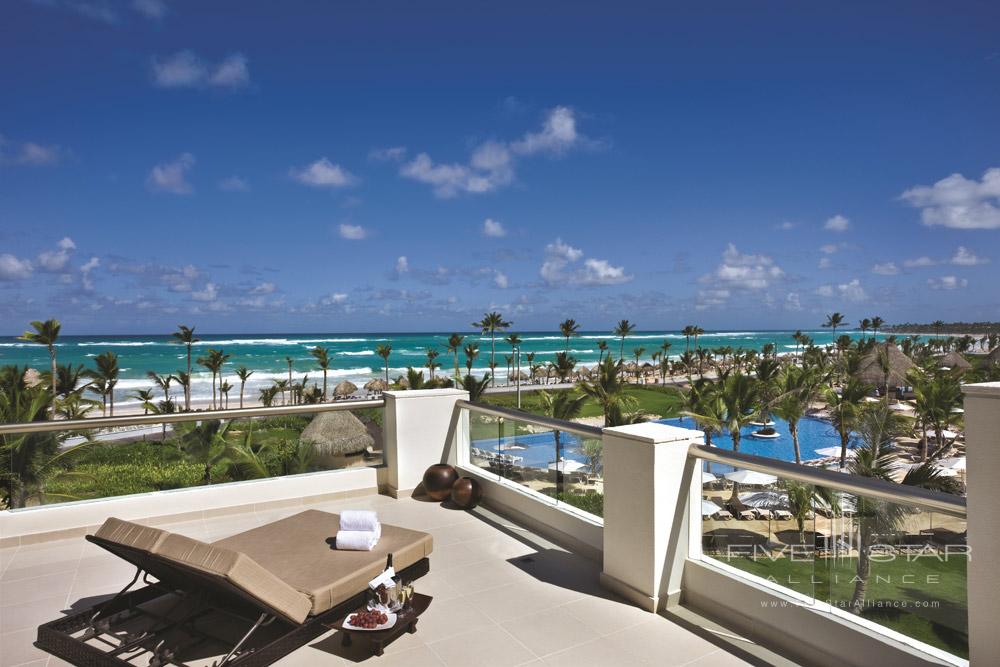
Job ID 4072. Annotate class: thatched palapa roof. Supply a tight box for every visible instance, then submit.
[334,380,359,397]
[937,351,972,371]
[855,342,915,387]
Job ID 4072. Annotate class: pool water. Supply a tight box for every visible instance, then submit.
[471,415,858,472]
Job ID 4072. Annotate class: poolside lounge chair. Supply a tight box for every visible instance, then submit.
[773,509,793,521]
[36,510,433,667]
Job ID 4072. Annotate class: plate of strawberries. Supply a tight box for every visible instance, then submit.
[343,608,397,631]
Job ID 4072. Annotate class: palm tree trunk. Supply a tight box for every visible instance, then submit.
[851,530,872,614]
[109,385,115,417]
[791,423,801,464]
[490,332,496,387]
[49,347,58,418]
[186,345,192,410]
[240,383,245,409]
[839,429,849,469]
[323,370,328,401]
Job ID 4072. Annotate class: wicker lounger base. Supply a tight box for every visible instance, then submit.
[35,557,430,667]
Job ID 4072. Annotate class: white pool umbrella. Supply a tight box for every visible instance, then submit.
[815,446,856,459]
[724,470,777,485]
[548,458,587,473]
[738,491,790,510]
[701,499,723,517]
[702,471,718,485]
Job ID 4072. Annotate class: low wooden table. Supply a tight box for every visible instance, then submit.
[326,593,432,657]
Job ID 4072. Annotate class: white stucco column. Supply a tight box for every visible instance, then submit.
[962,381,1000,665]
[382,388,469,498]
[600,422,703,612]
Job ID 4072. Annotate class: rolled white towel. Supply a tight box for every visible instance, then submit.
[336,528,380,551]
[339,510,380,533]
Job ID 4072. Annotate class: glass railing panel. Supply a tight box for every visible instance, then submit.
[816,497,968,659]
[2,407,384,509]
[466,410,558,505]
[555,432,604,518]
[697,461,968,660]
[699,464,817,600]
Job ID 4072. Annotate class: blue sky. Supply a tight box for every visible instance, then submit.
[1,0,999,334]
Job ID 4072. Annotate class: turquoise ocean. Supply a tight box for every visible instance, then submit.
[0,330,882,408]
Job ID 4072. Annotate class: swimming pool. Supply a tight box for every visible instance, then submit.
[470,415,857,472]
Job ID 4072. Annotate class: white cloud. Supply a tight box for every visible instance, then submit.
[80,256,99,290]
[369,146,407,162]
[511,106,583,156]
[702,244,784,290]
[338,223,368,240]
[928,275,968,290]
[785,292,802,311]
[400,106,592,198]
[540,238,630,286]
[37,237,76,272]
[818,257,832,270]
[0,254,33,280]
[0,135,65,167]
[191,282,218,301]
[950,246,989,266]
[290,157,357,188]
[776,221,796,231]
[132,0,167,19]
[494,271,509,289]
[900,168,1000,230]
[872,262,900,275]
[819,243,839,254]
[696,289,731,310]
[483,218,506,237]
[209,54,250,89]
[152,51,251,90]
[395,256,409,274]
[218,175,250,192]
[903,256,937,268]
[320,292,348,306]
[249,282,275,294]
[147,153,195,194]
[824,214,850,232]
[815,278,867,302]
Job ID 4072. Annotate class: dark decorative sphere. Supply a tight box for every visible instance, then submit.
[422,464,459,501]
[450,477,483,510]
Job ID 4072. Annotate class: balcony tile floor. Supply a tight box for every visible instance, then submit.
[1,494,792,667]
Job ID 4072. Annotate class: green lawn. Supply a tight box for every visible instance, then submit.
[480,384,686,421]
[715,553,968,658]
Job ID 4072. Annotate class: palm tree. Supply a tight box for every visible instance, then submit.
[825,378,869,468]
[632,346,646,381]
[424,348,441,380]
[846,403,962,614]
[174,372,191,409]
[464,342,480,374]
[932,320,945,341]
[284,356,294,403]
[596,340,609,364]
[18,319,61,418]
[171,325,199,410]
[691,325,705,356]
[870,316,884,342]
[911,369,963,461]
[178,419,233,484]
[613,319,636,361]
[219,380,232,409]
[858,318,871,341]
[792,330,804,358]
[537,390,588,489]
[132,388,156,415]
[553,352,577,382]
[717,372,760,456]
[273,378,290,406]
[374,343,393,382]
[773,365,826,464]
[460,372,491,402]
[198,349,229,409]
[681,378,725,446]
[446,334,465,381]
[310,347,331,400]
[405,367,426,390]
[579,357,639,426]
[822,312,846,342]
[147,371,174,406]
[235,366,253,409]
[559,319,580,351]
[682,325,695,354]
[474,312,512,387]
[89,351,120,416]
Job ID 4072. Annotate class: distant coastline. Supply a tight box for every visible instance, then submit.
[885,322,999,336]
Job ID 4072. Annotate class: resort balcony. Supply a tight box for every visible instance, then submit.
[1,384,997,666]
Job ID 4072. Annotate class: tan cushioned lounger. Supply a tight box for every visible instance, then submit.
[92,510,432,624]
[213,509,433,616]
